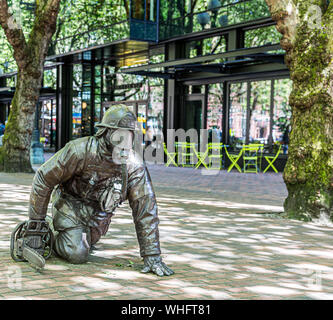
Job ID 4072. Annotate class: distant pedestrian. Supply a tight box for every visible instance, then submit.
[282,127,290,154]
[145,126,154,148]
[0,122,5,136]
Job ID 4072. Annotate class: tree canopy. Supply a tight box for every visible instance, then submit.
[0,0,281,74]
[0,0,129,73]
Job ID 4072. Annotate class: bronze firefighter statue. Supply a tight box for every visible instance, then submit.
[10,105,174,277]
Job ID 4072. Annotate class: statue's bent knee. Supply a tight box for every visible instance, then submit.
[65,247,89,264]
[54,228,90,264]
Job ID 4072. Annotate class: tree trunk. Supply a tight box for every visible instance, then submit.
[0,0,61,172]
[265,0,333,220]
[0,67,43,172]
[283,24,333,221]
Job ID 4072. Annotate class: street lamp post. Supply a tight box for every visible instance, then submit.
[208,0,221,28]
[219,15,228,27]
[196,12,210,30]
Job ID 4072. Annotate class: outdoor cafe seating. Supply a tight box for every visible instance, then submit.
[163,141,283,173]
[224,144,243,173]
[242,144,264,173]
[175,141,197,168]
[163,142,178,167]
[195,142,225,170]
[262,144,282,173]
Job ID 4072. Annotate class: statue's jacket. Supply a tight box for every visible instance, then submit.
[28,136,161,257]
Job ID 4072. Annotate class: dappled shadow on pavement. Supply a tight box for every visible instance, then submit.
[0,171,332,300]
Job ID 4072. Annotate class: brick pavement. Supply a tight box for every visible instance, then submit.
[1,163,333,300]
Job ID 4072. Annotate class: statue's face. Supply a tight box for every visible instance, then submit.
[109,129,134,150]
[104,128,134,162]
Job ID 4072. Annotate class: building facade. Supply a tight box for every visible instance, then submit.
[0,0,291,170]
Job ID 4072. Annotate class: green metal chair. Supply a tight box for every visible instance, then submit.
[247,143,265,171]
[195,142,224,170]
[207,142,224,169]
[176,142,196,167]
[243,144,262,173]
[163,142,178,167]
[263,144,282,173]
[256,144,265,171]
[224,145,243,173]
[194,145,209,169]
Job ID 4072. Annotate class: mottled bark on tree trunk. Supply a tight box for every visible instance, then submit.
[0,0,61,172]
[266,0,333,220]
[0,68,43,172]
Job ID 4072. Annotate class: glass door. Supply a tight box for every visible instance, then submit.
[184,94,204,132]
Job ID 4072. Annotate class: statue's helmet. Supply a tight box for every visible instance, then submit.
[95,104,137,131]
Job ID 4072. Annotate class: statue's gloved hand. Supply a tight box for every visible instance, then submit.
[141,254,174,276]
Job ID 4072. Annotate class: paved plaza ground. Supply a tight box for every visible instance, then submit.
[1,162,333,300]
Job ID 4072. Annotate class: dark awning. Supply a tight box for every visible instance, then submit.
[0,87,56,103]
[121,52,286,80]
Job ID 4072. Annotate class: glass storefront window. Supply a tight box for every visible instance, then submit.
[146,0,156,21]
[227,79,292,151]
[248,80,271,144]
[43,68,57,89]
[82,64,91,87]
[132,0,145,20]
[188,85,205,94]
[131,0,156,21]
[207,83,223,142]
[94,65,102,132]
[72,96,82,139]
[73,64,83,139]
[148,79,164,139]
[159,0,271,40]
[72,62,102,138]
[273,78,292,154]
[111,73,148,102]
[81,88,91,137]
[102,65,115,102]
[81,64,92,137]
[229,82,247,146]
[186,35,226,58]
[138,103,147,139]
[245,25,282,48]
[40,100,56,149]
